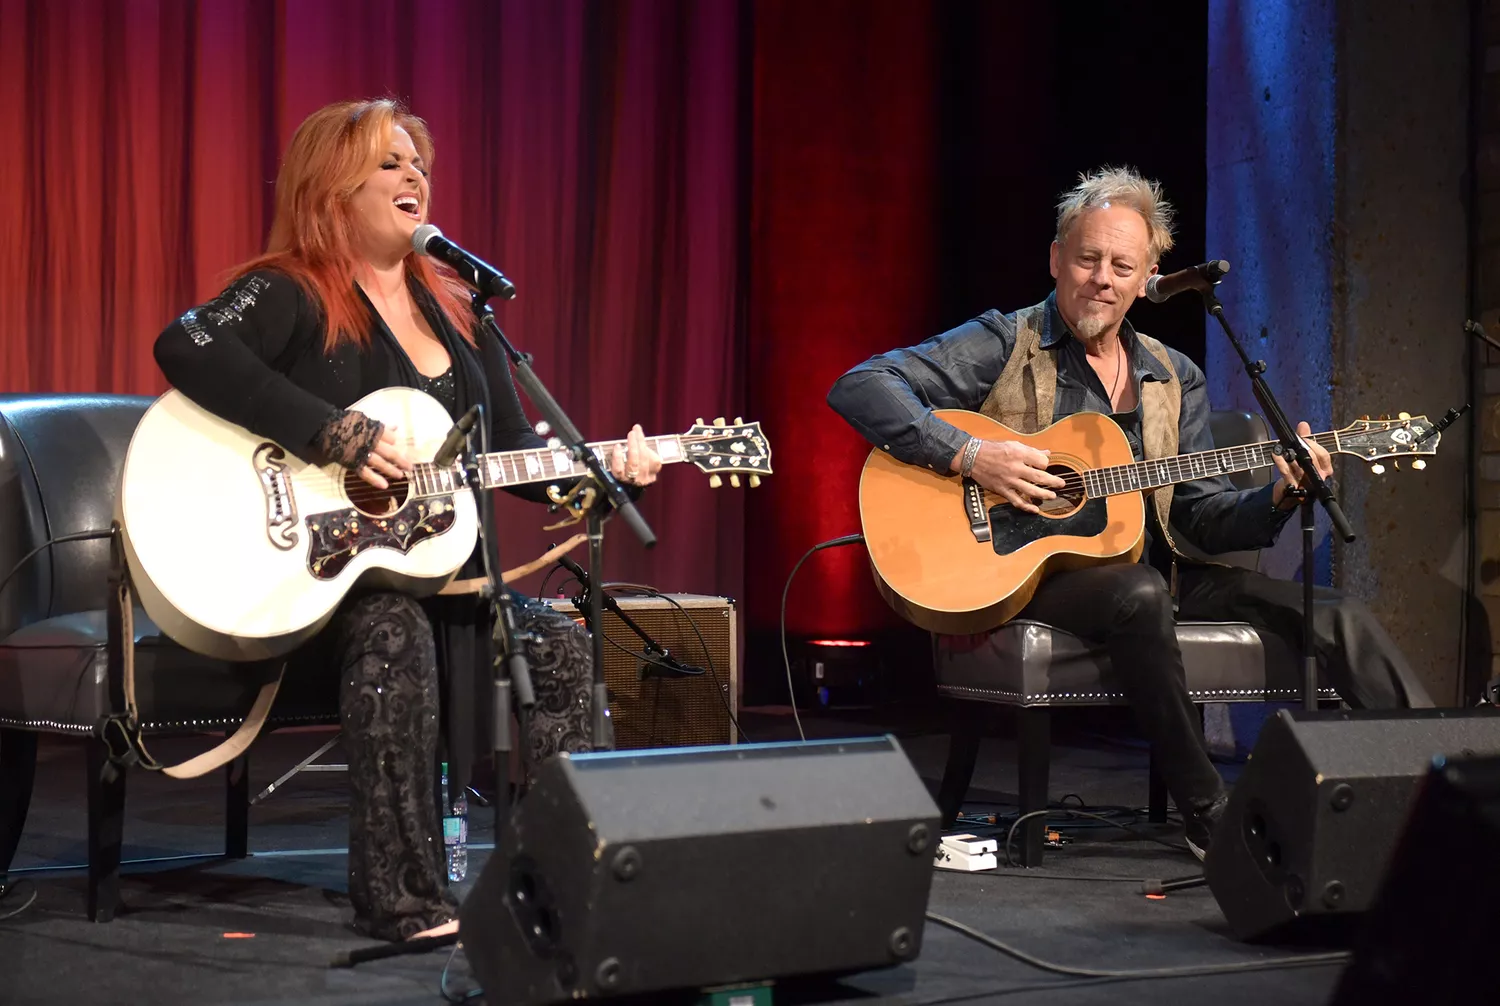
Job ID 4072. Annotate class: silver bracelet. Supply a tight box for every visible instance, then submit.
[959,437,982,479]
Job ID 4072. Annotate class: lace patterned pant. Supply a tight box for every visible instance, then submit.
[336,591,593,941]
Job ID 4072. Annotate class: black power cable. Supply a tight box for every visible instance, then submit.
[0,879,38,922]
[924,910,1349,985]
[0,529,118,602]
[779,533,866,741]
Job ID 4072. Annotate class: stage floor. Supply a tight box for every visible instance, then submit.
[0,714,1345,1005]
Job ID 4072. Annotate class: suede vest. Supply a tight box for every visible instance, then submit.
[977,301,1183,552]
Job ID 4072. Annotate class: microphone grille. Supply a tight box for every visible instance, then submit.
[1144,273,1165,304]
[411,224,443,254]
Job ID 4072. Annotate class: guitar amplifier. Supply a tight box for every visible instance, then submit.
[542,593,737,748]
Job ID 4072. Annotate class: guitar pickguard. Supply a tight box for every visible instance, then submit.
[988,498,1108,556]
[305,496,457,580]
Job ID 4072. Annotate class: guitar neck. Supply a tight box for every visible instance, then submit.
[408,436,687,496]
[1085,431,1338,498]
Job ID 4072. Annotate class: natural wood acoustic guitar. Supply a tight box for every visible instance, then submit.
[857,409,1440,634]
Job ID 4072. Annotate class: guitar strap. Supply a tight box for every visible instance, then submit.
[102,534,285,781]
[978,300,1185,554]
[99,529,593,781]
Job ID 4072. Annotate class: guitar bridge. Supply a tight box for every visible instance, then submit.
[254,443,299,551]
[962,478,991,543]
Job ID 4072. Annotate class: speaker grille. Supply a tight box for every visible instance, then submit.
[543,594,737,748]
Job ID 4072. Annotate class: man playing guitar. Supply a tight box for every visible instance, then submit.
[828,166,1433,858]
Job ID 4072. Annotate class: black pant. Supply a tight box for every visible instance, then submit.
[330,592,594,941]
[1015,561,1434,812]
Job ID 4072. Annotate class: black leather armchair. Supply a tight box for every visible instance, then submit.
[931,411,1339,865]
[0,393,338,920]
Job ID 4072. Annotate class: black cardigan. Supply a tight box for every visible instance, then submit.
[155,268,552,498]
[154,268,557,787]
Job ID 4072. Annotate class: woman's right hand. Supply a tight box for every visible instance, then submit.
[313,409,413,489]
[359,424,414,490]
[957,439,1066,514]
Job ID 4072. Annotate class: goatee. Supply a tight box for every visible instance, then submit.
[1074,316,1110,341]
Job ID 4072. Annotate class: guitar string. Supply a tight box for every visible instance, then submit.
[977,430,1363,510]
[331,432,758,508]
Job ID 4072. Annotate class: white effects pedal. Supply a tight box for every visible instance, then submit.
[934,833,998,872]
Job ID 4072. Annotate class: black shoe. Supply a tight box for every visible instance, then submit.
[1184,791,1229,862]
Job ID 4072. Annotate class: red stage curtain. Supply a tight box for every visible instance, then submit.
[747,0,941,640]
[0,0,746,605]
[2,1,1121,680]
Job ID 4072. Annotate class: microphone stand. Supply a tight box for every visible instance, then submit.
[556,555,702,680]
[1199,286,1356,712]
[472,296,656,753]
[327,404,515,970]
[455,404,536,839]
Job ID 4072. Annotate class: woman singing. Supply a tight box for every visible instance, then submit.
[153,98,660,940]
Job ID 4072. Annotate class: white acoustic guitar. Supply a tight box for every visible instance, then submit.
[118,388,772,662]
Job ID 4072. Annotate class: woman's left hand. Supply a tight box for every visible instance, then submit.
[1272,420,1335,510]
[610,424,662,486]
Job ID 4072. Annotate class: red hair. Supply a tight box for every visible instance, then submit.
[230,99,475,351]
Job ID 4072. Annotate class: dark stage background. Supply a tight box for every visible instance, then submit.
[0,0,1209,699]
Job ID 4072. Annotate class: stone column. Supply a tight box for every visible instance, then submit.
[1207,0,1471,718]
[1476,3,1500,696]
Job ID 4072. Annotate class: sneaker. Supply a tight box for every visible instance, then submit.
[1184,790,1229,861]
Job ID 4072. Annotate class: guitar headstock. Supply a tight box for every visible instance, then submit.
[684,417,772,488]
[1334,413,1439,473]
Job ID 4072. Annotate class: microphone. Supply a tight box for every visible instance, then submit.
[554,554,705,678]
[432,404,482,467]
[411,224,516,301]
[640,659,707,680]
[1144,259,1231,303]
[556,553,590,589]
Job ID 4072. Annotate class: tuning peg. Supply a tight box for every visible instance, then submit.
[749,474,761,488]
[534,420,551,437]
[713,417,726,427]
[1379,413,1390,421]
[1392,460,1401,470]
[734,416,743,425]
[1359,414,1370,421]
[1398,411,1411,421]
[730,474,741,488]
[695,417,704,426]
[1370,463,1386,475]
[1411,459,1426,470]
[709,474,723,488]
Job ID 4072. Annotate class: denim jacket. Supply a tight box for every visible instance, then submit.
[826,292,1292,570]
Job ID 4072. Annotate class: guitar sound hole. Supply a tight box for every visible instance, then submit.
[343,471,411,518]
[1038,463,1087,517]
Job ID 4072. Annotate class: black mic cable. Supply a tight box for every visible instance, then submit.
[781,533,866,742]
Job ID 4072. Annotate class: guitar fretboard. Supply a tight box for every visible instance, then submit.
[1082,432,1338,498]
[406,437,686,497]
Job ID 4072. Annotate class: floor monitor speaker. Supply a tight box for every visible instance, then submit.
[1204,707,1500,943]
[459,736,940,1004]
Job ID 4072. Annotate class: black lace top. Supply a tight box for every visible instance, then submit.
[417,366,458,415]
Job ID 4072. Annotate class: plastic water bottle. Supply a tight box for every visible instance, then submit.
[440,760,468,882]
